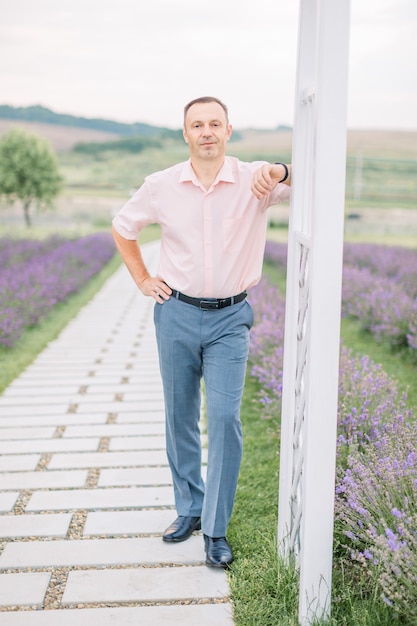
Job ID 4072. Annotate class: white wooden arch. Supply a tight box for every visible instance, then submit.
[278,1,351,624]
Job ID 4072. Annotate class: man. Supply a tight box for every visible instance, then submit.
[112,96,291,568]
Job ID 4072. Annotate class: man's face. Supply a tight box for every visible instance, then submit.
[183,102,232,161]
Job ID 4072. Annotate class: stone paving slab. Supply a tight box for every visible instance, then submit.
[0,603,235,626]
[0,404,71,417]
[0,492,20,512]
[0,242,234,624]
[60,393,119,404]
[26,486,175,511]
[83,509,175,536]
[110,361,162,371]
[75,400,166,414]
[1,385,81,398]
[5,370,88,381]
[117,411,166,423]
[0,438,101,454]
[0,397,73,408]
[0,572,51,607]
[97,467,173,487]
[0,513,72,538]
[0,535,205,568]
[0,455,40,472]
[62,423,165,438]
[0,470,88,491]
[0,415,108,428]
[62,565,229,604]
[47,450,170,470]
[108,435,166,451]
[5,375,160,388]
[8,374,107,385]
[0,427,56,440]
[31,355,115,364]
[79,384,164,395]
[122,391,167,402]
[86,374,161,383]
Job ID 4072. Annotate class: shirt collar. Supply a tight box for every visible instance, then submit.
[179,157,235,185]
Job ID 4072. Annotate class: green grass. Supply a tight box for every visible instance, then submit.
[228,378,300,626]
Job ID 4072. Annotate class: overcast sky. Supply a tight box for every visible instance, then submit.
[1,0,416,130]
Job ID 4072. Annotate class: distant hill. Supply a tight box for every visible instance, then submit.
[0,104,244,151]
[0,104,175,137]
[1,105,415,161]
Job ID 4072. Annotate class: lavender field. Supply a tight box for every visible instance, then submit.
[2,233,416,618]
[0,234,115,348]
[248,240,417,621]
[264,240,417,356]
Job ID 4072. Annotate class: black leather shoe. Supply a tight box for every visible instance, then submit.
[162,516,201,543]
[204,534,234,568]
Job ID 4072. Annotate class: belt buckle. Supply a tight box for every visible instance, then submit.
[199,299,219,310]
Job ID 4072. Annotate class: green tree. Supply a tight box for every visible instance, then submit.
[0,128,63,226]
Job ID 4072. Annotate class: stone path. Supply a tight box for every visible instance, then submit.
[0,241,234,625]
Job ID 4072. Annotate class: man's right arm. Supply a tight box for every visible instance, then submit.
[111,226,171,302]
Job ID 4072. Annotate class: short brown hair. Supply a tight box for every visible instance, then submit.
[184,96,229,125]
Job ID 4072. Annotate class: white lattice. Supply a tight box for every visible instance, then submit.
[289,240,310,556]
[277,1,350,624]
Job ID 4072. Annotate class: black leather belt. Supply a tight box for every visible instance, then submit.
[171,289,247,310]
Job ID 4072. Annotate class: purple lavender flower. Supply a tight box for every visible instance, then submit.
[252,239,417,620]
[0,234,115,347]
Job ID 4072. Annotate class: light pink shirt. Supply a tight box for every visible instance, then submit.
[112,156,291,298]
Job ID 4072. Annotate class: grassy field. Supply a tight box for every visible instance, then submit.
[57,127,417,212]
[0,121,416,236]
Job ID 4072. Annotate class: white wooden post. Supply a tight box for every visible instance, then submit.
[277,1,351,624]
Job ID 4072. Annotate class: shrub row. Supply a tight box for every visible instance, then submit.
[0,234,115,348]
[263,240,417,354]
